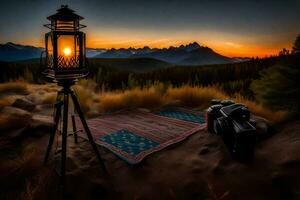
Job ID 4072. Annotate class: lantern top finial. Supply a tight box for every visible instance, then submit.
[47,5,84,21]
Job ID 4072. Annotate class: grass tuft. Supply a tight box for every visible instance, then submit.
[41,92,56,105]
[0,82,29,95]
[0,98,12,109]
[234,95,289,123]
[92,85,289,123]
[73,84,95,113]
[167,86,227,108]
[97,87,166,113]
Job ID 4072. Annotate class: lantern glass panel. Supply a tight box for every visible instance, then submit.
[57,35,80,68]
[46,34,54,68]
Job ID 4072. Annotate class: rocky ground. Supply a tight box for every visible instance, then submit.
[0,89,299,200]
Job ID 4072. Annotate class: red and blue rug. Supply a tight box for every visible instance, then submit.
[78,108,206,164]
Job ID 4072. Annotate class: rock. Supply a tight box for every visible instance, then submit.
[0,110,53,139]
[12,98,36,112]
[212,157,231,175]
[199,147,210,155]
[251,115,271,140]
[0,106,32,132]
[23,115,54,137]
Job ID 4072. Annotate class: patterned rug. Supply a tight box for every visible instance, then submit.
[77,109,206,164]
[155,108,206,124]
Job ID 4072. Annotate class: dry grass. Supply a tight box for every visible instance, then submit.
[73,84,96,113]
[0,82,30,109]
[41,92,57,105]
[0,98,12,109]
[167,86,227,108]
[234,96,289,124]
[95,85,229,113]
[91,85,289,123]
[0,81,29,95]
[0,80,289,123]
[96,87,166,113]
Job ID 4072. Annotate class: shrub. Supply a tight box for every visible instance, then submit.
[251,59,300,111]
[292,34,300,54]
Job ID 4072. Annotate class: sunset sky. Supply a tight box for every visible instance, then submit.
[0,0,299,57]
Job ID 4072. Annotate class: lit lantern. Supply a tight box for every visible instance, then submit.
[43,5,87,79]
[42,6,106,187]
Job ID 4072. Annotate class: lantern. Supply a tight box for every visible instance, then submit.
[43,5,87,80]
[42,6,106,187]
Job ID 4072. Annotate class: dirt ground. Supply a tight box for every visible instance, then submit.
[0,113,299,200]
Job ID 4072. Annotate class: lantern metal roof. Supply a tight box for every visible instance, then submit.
[47,5,84,21]
[44,5,86,31]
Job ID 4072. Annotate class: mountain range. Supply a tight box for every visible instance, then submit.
[0,42,43,62]
[0,42,245,65]
[94,42,234,65]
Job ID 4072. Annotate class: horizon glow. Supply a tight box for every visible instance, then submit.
[0,0,299,58]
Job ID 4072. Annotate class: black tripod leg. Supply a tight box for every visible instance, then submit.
[70,90,107,173]
[71,115,78,144]
[44,94,63,164]
[61,92,69,186]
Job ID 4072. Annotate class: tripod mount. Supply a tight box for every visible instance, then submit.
[44,78,106,187]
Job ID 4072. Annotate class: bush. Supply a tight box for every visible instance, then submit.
[251,56,300,111]
[292,34,300,54]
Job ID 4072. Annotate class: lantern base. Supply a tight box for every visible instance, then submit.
[43,69,89,83]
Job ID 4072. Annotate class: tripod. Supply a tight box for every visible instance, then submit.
[44,80,106,186]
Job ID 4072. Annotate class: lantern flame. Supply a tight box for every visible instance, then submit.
[63,47,72,56]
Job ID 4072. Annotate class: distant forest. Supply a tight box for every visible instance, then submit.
[0,55,295,92]
[0,50,299,111]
